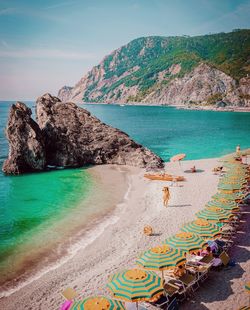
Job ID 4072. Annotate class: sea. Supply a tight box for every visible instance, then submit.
[0,101,250,294]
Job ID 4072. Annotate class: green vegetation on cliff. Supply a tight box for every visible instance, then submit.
[82,30,250,102]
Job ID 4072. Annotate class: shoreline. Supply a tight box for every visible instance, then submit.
[0,165,131,298]
[0,157,240,310]
[81,102,250,113]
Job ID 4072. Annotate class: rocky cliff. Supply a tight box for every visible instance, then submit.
[2,102,46,174]
[58,30,250,107]
[3,94,163,174]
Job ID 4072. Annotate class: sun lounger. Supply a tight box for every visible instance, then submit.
[61,287,78,301]
[164,282,180,297]
[219,251,230,266]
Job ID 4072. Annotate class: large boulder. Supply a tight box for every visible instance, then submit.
[3,102,46,174]
[36,93,163,169]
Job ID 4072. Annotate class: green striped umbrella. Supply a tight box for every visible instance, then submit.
[163,232,207,253]
[180,219,221,240]
[195,207,232,223]
[107,269,164,305]
[218,183,244,190]
[206,200,240,211]
[136,245,186,277]
[212,192,245,201]
[69,296,125,310]
[245,282,250,293]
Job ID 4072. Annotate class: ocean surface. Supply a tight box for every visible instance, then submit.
[0,101,250,292]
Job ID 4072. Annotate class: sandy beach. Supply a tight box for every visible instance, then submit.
[0,158,249,310]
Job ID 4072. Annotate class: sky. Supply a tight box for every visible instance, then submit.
[0,0,250,100]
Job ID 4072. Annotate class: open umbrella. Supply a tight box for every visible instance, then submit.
[163,232,207,253]
[195,207,232,223]
[170,153,186,171]
[206,200,240,212]
[69,296,125,310]
[136,245,186,278]
[180,219,221,240]
[212,191,245,202]
[107,269,164,309]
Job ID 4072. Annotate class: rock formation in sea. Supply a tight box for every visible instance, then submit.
[3,94,163,174]
[58,30,250,107]
[2,102,46,174]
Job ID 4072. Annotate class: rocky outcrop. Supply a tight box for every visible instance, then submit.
[57,86,73,102]
[2,102,46,174]
[3,94,163,175]
[35,94,163,169]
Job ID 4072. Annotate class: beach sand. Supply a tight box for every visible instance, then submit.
[0,158,249,310]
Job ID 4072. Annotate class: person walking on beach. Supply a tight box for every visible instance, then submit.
[162,186,170,207]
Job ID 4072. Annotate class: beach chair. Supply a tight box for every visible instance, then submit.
[148,294,169,308]
[167,297,179,310]
[179,272,199,292]
[164,282,180,297]
[219,251,230,266]
[61,287,78,301]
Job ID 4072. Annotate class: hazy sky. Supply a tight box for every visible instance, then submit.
[1,0,250,100]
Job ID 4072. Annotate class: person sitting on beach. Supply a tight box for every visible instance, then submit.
[200,246,213,258]
[191,166,196,173]
[173,265,186,278]
[162,187,170,207]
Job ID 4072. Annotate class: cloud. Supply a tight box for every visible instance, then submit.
[0,48,98,60]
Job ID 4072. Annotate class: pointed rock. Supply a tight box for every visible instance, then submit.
[2,102,46,174]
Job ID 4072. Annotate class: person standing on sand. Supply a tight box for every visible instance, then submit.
[236,144,241,154]
[162,187,170,207]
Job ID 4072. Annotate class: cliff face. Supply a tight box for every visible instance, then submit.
[58,30,250,107]
[2,94,163,174]
[3,102,46,174]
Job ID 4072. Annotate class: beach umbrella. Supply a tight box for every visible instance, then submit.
[136,245,186,277]
[218,183,244,191]
[245,282,250,293]
[163,232,207,253]
[213,192,245,202]
[170,153,186,170]
[195,206,232,223]
[180,219,221,240]
[206,200,240,212]
[69,296,125,310]
[107,269,164,309]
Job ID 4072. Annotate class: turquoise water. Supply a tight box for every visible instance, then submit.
[0,102,93,287]
[0,101,250,288]
[83,104,250,161]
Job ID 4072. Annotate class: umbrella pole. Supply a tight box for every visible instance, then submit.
[161,269,164,280]
[136,301,139,310]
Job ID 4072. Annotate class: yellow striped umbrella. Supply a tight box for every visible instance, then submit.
[180,219,221,240]
[163,232,207,253]
[69,296,125,310]
[107,269,164,307]
[245,282,250,293]
[136,245,186,277]
[206,200,240,212]
[195,207,233,223]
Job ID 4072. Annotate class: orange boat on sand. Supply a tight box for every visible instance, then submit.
[144,173,185,181]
